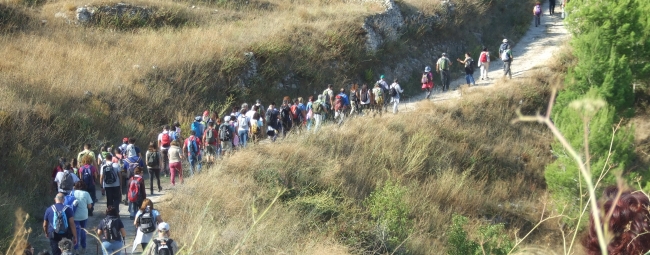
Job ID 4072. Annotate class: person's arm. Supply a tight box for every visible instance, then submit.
[43,219,49,238]
[100,167,104,189]
[436,62,440,72]
[68,217,77,244]
[120,228,127,244]
[182,141,187,155]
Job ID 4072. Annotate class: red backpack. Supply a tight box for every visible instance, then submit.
[334,95,343,111]
[290,105,299,120]
[127,176,142,202]
[480,52,488,63]
[161,133,171,147]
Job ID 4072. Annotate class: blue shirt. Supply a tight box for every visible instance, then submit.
[123,156,145,176]
[338,93,350,106]
[43,203,75,235]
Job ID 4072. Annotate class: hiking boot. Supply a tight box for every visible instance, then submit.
[159,187,162,192]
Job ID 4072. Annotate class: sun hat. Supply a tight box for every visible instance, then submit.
[442,53,447,56]
[224,116,231,122]
[503,39,508,43]
[158,222,170,231]
[425,66,431,72]
[194,116,201,121]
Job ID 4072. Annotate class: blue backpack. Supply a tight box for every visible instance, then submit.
[63,192,78,215]
[170,131,178,141]
[81,165,94,186]
[188,138,198,156]
[51,205,70,235]
[191,122,203,139]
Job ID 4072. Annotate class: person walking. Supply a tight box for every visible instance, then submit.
[334,88,350,123]
[349,84,360,115]
[237,109,250,148]
[183,130,202,176]
[478,47,491,80]
[43,193,77,255]
[127,167,146,220]
[322,84,334,121]
[168,140,183,186]
[157,126,171,177]
[145,223,178,255]
[96,206,126,255]
[132,198,163,253]
[389,79,404,114]
[533,2,542,27]
[145,143,162,195]
[100,154,121,214]
[549,0,556,15]
[122,152,144,205]
[203,121,218,162]
[376,75,390,112]
[457,52,476,86]
[311,95,325,132]
[499,39,510,59]
[54,164,80,195]
[436,53,452,92]
[71,182,92,255]
[279,99,292,138]
[359,84,371,114]
[501,44,514,79]
[219,116,235,155]
[421,66,434,98]
[77,155,97,216]
[371,83,384,116]
[76,144,96,170]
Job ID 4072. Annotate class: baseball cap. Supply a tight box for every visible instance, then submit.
[224,116,231,122]
[503,39,508,43]
[380,75,385,79]
[158,222,170,231]
[194,116,201,121]
[425,66,431,72]
[442,53,447,56]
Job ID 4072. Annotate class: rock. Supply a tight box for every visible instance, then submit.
[76,7,92,23]
[360,0,404,52]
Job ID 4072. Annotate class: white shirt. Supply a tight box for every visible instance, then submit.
[157,130,170,148]
[390,83,404,98]
[100,162,121,188]
[54,170,80,192]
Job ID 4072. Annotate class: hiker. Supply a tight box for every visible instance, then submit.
[219,116,235,154]
[350,84,360,115]
[549,0,556,15]
[297,97,307,127]
[359,84,372,114]
[305,96,314,131]
[237,109,250,148]
[501,44,514,79]
[54,164,80,195]
[190,116,204,142]
[171,122,182,142]
[127,167,146,220]
[290,98,304,132]
[100,154,121,214]
[125,138,141,158]
[97,145,108,166]
[183,130,202,175]
[583,186,650,255]
[280,98,293,138]
[229,114,239,148]
[254,99,265,119]
[311,95,326,132]
[561,0,569,19]
[389,79,404,114]
[203,121,218,162]
[76,144,96,169]
[71,182,92,254]
[70,158,79,175]
[533,2,542,27]
[376,75,390,112]
[371,83,384,116]
[457,52,476,86]
[132,198,163,253]
[250,108,263,145]
[421,66,434,99]
[499,39,510,59]
[97,206,126,255]
[145,142,162,195]
[478,47,491,80]
[77,155,97,216]
[322,84,334,120]
[145,222,178,255]
[168,140,183,185]
[43,193,77,255]
[265,103,280,141]
[51,158,66,194]
[436,53,452,92]
[334,88,350,122]
[122,151,144,205]
[157,126,172,176]
[57,238,73,255]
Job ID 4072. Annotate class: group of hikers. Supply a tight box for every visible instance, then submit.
[38,36,522,255]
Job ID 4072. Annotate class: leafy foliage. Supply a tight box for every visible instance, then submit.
[446,214,514,255]
[365,181,412,251]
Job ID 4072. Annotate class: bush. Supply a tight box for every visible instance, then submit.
[446,214,514,255]
[365,181,412,251]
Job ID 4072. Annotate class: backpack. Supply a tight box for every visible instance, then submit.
[280,106,291,123]
[350,91,358,103]
[421,73,429,84]
[161,133,171,147]
[290,105,300,120]
[250,120,259,134]
[169,131,178,141]
[63,192,77,215]
[534,5,541,15]
[479,52,488,62]
[360,89,369,102]
[187,137,198,156]
[466,59,475,73]
[501,50,511,61]
[153,238,175,255]
[102,217,122,241]
[147,151,160,168]
[238,116,249,129]
[138,210,156,233]
[322,89,331,105]
[334,95,343,111]
[127,176,142,203]
[439,57,449,70]
[389,86,397,97]
[205,128,216,144]
[312,101,322,114]
[219,124,231,142]
[125,158,139,178]
[264,110,271,124]
[499,43,508,54]
[51,205,69,235]
[102,164,117,185]
[191,122,203,139]
[60,172,74,191]
[81,165,93,186]
[125,144,137,158]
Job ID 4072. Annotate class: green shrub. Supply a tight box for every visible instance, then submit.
[446,214,514,255]
[365,181,412,251]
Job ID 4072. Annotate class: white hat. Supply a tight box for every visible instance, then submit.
[158,222,170,231]
[224,116,231,122]
[425,66,431,72]
[503,39,508,43]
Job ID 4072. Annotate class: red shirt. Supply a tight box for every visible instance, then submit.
[183,135,202,156]
[203,128,218,146]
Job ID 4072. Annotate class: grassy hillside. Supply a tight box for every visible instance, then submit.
[0,0,535,250]
[158,67,564,254]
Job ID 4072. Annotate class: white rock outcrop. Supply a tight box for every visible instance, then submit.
[361,0,404,52]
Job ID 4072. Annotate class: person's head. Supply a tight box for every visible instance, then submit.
[328,84,333,89]
[106,205,119,217]
[71,158,77,168]
[81,154,93,166]
[190,130,196,136]
[134,166,143,175]
[58,157,66,166]
[465,52,470,57]
[194,116,202,122]
[100,145,106,152]
[362,84,368,90]
[583,186,650,255]
[241,103,249,111]
[122,137,129,144]
[352,83,358,90]
[380,75,385,80]
[74,181,86,191]
[317,94,323,101]
[224,116,231,123]
[55,193,64,203]
[425,66,431,72]
[104,153,113,162]
[340,88,345,93]
[393,78,398,83]
[23,243,33,255]
[442,52,447,57]
[83,143,91,150]
[208,121,214,128]
[157,222,171,237]
[536,1,540,5]
[507,44,511,49]
[63,163,72,171]
[140,198,154,211]
[483,46,488,51]
[308,95,314,102]
[256,99,262,104]
[270,101,276,107]
[148,142,156,152]
[240,109,246,115]
[163,125,170,131]
[128,137,136,144]
[298,97,303,104]
[374,83,380,87]
[173,121,180,128]
[203,110,210,117]
[503,38,508,43]
[171,140,180,147]
[293,98,299,104]
[58,238,73,252]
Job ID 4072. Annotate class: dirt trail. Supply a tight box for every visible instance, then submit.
[400,0,569,111]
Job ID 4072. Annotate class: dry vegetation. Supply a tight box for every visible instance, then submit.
[158,66,567,254]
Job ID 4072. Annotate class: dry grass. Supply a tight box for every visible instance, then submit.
[156,66,565,254]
